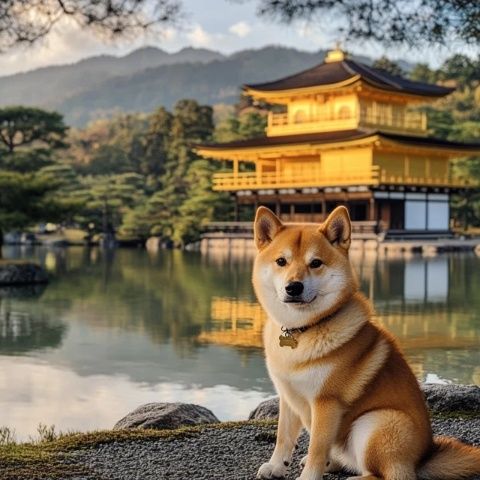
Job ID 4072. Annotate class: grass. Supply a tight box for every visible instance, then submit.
[431,410,480,420]
[0,421,276,480]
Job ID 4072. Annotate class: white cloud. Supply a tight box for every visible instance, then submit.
[296,21,330,45]
[186,24,213,47]
[0,16,144,76]
[161,26,177,42]
[229,21,251,38]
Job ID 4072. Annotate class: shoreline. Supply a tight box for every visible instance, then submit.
[2,415,479,480]
[2,384,479,480]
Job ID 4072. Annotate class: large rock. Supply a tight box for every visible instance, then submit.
[113,403,220,430]
[0,262,48,285]
[422,384,480,414]
[249,397,279,421]
[248,384,480,420]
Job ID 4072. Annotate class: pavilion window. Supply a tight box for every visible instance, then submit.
[294,203,313,214]
[337,105,351,119]
[280,203,290,214]
[259,202,276,212]
[349,202,368,221]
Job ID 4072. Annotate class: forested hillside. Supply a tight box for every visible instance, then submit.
[0,46,378,126]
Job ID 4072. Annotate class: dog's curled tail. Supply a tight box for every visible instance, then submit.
[418,436,480,480]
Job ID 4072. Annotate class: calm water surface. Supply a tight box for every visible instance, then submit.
[1,247,479,439]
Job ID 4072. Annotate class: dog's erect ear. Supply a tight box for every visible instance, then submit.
[254,207,283,250]
[322,206,351,251]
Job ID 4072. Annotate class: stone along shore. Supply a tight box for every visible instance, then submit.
[2,384,479,480]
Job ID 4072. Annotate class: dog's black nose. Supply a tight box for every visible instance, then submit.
[285,281,304,297]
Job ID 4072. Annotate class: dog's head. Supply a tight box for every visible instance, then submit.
[252,206,358,329]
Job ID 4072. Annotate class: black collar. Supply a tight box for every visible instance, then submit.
[280,308,339,337]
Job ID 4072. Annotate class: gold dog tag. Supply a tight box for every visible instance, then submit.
[279,334,298,348]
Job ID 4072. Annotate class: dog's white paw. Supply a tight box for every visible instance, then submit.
[257,461,287,479]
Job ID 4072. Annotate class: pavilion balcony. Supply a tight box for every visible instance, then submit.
[213,167,380,190]
[267,111,358,136]
[359,110,427,133]
[267,109,427,136]
[212,167,475,191]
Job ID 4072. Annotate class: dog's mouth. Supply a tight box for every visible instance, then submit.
[283,295,317,306]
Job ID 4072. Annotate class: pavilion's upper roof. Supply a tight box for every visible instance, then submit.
[244,51,454,98]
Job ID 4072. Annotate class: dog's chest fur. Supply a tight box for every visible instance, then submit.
[263,301,370,410]
[264,322,336,402]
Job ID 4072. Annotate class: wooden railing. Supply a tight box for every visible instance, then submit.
[269,111,355,127]
[212,167,380,191]
[212,167,474,191]
[378,172,477,187]
[267,109,426,133]
[359,110,426,132]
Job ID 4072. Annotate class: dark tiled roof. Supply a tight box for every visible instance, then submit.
[245,59,453,97]
[378,132,480,149]
[198,130,480,150]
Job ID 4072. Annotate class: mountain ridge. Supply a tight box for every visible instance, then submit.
[0,45,409,126]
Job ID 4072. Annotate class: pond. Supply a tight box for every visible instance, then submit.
[1,246,479,440]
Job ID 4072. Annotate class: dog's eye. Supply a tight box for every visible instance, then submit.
[276,257,287,267]
[309,259,323,269]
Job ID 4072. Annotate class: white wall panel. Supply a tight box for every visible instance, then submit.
[427,202,449,230]
[405,200,426,230]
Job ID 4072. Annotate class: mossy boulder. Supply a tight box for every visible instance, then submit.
[113,403,220,430]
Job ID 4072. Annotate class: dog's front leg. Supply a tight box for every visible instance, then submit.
[297,399,343,480]
[257,396,302,479]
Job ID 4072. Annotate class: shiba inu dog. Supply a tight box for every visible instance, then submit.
[252,206,480,480]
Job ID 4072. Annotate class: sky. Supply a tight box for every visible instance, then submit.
[1,0,478,76]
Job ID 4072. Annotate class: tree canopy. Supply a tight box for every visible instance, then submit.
[0,107,68,153]
[0,107,77,254]
[251,0,480,46]
[65,99,235,246]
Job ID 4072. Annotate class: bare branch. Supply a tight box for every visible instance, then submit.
[0,0,183,51]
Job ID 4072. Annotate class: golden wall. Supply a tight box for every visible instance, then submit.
[373,151,450,183]
[320,147,372,177]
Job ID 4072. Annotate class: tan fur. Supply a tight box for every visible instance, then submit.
[252,206,480,480]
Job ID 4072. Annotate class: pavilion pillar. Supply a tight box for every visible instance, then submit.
[234,195,239,221]
[233,158,239,180]
[369,196,376,221]
[256,160,262,187]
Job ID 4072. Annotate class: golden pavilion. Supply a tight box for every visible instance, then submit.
[197,49,480,236]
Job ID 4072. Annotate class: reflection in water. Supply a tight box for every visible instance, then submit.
[0,246,479,439]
